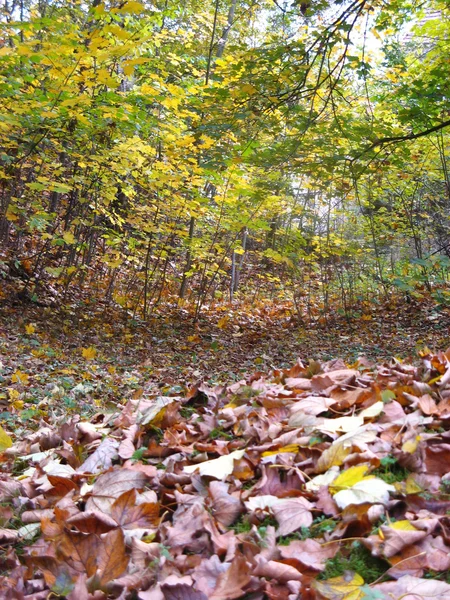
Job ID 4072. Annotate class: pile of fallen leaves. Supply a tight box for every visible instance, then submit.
[2,350,450,599]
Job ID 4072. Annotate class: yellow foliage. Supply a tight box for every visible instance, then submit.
[330,465,372,494]
[0,427,12,452]
[81,347,97,360]
[11,370,30,386]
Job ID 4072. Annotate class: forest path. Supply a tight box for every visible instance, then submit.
[1,294,449,417]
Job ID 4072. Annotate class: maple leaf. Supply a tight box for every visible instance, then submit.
[25,323,35,334]
[97,529,129,587]
[81,346,96,360]
[272,497,314,536]
[11,369,29,385]
[66,511,118,534]
[110,488,159,529]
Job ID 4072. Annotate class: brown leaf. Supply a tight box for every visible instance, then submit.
[272,497,314,536]
[86,469,148,513]
[192,555,229,597]
[419,394,438,415]
[21,509,54,524]
[0,528,19,543]
[253,555,302,583]
[284,377,312,391]
[78,438,119,474]
[47,475,78,498]
[311,369,358,392]
[209,554,251,600]
[161,575,208,600]
[380,523,428,558]
[374,575,450,599]
[118,424,138,460]
[110,488,159,529]
[66,510,118,534]
[58,530,99,576]
[289,396,334,418]
[280,539,338,570]
[208,481,244,527]
[97,528,129,587]
[425,444,450,475]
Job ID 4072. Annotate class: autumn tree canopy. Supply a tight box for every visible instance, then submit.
[0,0,449,318]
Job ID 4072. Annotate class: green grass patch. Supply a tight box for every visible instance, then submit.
[209,427,234,441]
[372,456,409,485]
[319,542,389,583]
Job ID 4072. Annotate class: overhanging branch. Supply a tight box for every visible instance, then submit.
[353,118,450,162]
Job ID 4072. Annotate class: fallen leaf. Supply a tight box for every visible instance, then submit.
[78,437,119,473]
[209,554,251,600]
[374,575,450,599]
[0,426,13,452]
[208,481,243,527]
[86,469,148,513]
[272,497,314,536]
[333,478,395,509]
[111,488,159,529]
[81,346,97,360]
[183,449,246,480]
[312,572,365,600]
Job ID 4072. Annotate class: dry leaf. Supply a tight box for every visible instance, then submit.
[272,497,314,536]
[183,450,246,479]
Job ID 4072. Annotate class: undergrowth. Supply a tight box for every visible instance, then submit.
[318,542,390,583]
[372,456,410,485]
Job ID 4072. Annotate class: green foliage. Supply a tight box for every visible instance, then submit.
[0,0,449,319]
[278,516,337,545]
[319,542,390,584]
[372,456,410,485]
[209,427,234,441]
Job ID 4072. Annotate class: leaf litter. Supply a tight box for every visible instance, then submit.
[2,336,450,599]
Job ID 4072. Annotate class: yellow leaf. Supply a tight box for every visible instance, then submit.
[8,388,24,409]
[187,334,201,343]
[11,370,29,386]
[388,520,417,531]
[217,316,229,329]
[317,443,351,472]
[25,323,35,335]
[405,474,424,494]
[118,0,144,13]
[63,232,76,245]
[262,444,299,457]
[402,436,420,454]
[240,83,258,95]
[0,426,13,452]
[223,402,237,409]
[123,64,134,76]
[330,465,372,494]
[8,388,19,401]
[81,347,97,360]
[313,573,365,599]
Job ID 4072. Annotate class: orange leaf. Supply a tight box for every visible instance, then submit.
[111,489,159,529]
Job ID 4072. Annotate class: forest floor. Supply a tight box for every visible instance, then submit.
[1,289,449,403]
[2,285,450,598]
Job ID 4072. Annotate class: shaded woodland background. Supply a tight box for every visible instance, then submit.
[0,0,449,325]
